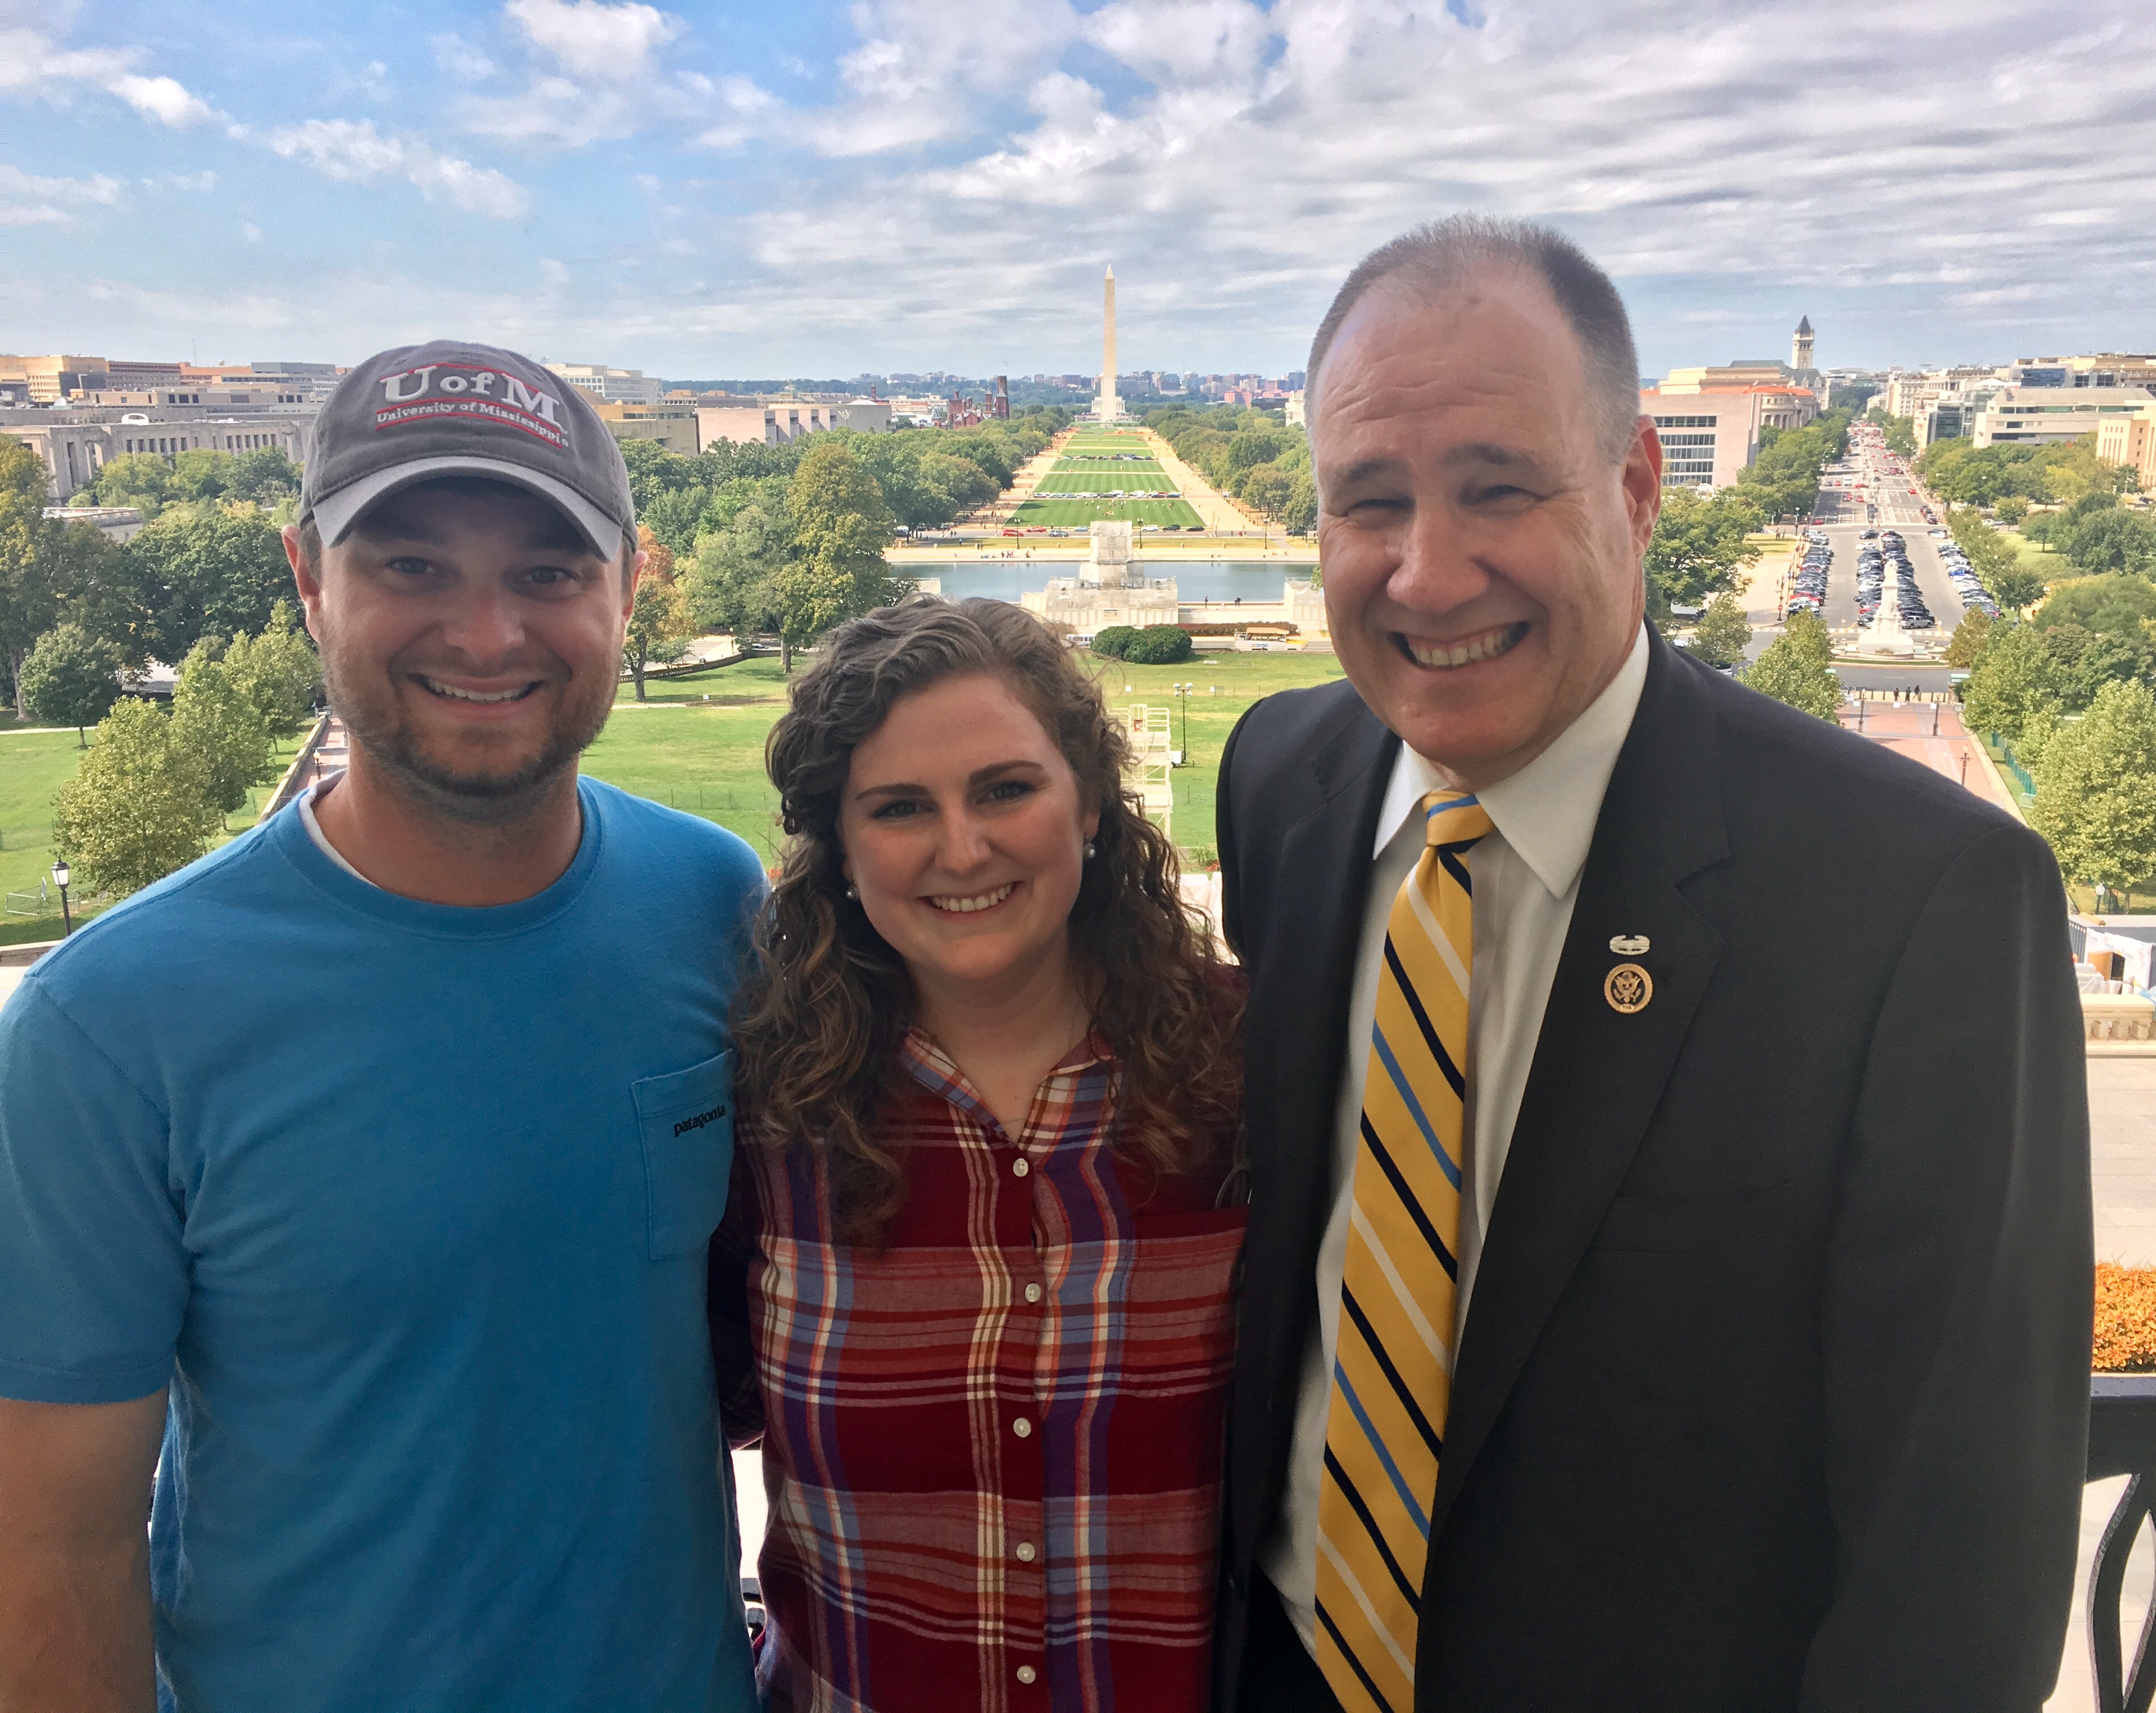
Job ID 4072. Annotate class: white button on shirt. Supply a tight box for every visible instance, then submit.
[1256,624,1651,1654]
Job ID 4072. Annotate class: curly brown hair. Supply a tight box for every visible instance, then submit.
[732,596,1241,1239]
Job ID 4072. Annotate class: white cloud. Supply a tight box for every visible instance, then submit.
[108,73,214,125]
[688,0,2156,370]
[502,0,681,79]
[821,0,1078,155]
[0,25,220,125]
[0,161,124,227]
[161,170,220,193]
[433,32,500,80]
[689,74,779,150]
[241,221,263,242]
[266,118,531,218]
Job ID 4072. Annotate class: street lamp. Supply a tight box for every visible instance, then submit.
[50,857,73,936]
[1172,682,1193,762]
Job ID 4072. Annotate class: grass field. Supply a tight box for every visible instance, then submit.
[586,648,1347,862]
[0,650,1346,937]
[0,726,304,944]
[1008,497,1204,529]
[1009,429,1207,530]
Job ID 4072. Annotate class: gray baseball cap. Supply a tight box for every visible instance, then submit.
[301,340,636,558]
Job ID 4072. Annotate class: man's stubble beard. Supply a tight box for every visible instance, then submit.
[318,628,617,828]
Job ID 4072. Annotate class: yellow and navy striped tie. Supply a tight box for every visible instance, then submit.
[1316,789,1491,1713]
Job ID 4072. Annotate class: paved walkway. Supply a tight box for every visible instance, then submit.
[1839,698,2024,820]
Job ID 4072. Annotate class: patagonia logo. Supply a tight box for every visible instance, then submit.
[374,364,568,449]
[673,1102,727,1137]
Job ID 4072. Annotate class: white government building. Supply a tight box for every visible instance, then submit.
[1018,522,1327,642]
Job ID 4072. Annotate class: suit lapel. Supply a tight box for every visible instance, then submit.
[1424,637,1731,1551]
[1232,698,1397,1558]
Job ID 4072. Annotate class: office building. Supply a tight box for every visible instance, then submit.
[4,416,310,501]
[2096,404,2156,492]
[694,398,893,450]
[1971,385,2156,448]
[545,363,664,404]
[1639,380,1819,493]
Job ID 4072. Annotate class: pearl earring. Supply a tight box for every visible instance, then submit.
[1083,840,1097,860]
[844,884,858,900]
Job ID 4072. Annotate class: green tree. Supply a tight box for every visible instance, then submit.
[2033,574,2156,639]
[1862,406,1917,457]
[1124,624,1195,664]
[1741,630,1842,720]
[50,696,222,897]
[1239,465,1295,517]
[224,448,303,506]
[779,440,904,671]
[169,449,232,502]
[1225,428,1290,474]
[1994,495,2030,526]
[1961,620,2065,742]
[2063,508,2156,577]
[1990,561,2051,615]
[18,623,124,742]
[171,637,277,821]
[0,436,61,718]
[2030,679,2156,898]
[109,501,296,667]
[1282,467,1317,535]
[681,488,793,652]
[623,574,692,701]
[86,451,176,518]
[1689,591,1751,669]
[1090,625,1139,659]
[1642,488,1763,626]
[1944,607,1993,670]
[1946,504,2048,613]
[220,599,321,735]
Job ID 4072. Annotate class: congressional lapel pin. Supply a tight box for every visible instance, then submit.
[1604,962,1653,1014]
[1609,934,1649,955]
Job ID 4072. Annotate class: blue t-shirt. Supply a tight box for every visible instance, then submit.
[0,779,763,1713]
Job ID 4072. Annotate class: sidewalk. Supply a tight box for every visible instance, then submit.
[1838,698,2022,820]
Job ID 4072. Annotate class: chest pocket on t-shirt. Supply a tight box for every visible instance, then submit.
[632,1050,735,1259]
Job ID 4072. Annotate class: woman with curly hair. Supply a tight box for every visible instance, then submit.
[711,596,1245,1713]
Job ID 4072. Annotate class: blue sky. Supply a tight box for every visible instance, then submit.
[5,0,2153,382]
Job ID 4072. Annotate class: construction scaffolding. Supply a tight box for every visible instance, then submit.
[1122,704,1174,844]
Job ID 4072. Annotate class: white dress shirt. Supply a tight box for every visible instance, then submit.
[1256,623,1651,1654]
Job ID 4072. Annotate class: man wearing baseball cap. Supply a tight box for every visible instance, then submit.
[0,342,763,1713]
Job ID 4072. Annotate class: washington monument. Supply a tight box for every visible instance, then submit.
[1095,265,1120,422]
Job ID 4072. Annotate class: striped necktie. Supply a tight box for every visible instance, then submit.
[1316,789,1492,1713]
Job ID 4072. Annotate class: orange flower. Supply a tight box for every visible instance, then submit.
[2093,1264,2156,1372]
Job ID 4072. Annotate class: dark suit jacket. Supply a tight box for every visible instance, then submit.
[1215,632,2091,1711]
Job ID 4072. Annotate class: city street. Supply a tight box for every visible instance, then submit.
[1800,427,1967,644]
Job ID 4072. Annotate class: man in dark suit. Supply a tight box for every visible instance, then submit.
[1215,216,2091,1712]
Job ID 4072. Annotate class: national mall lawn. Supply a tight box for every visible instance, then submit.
[585,647,1350,865]
[0,646,1347,941]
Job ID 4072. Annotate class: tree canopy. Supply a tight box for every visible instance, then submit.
[2030,679,2156,896]
[1916,433,2129,508]
[1643,488,1761,625]
[75,445,302,519]
[1731,410,1850,522]
[101,501,297,668]
[172,636,277,819]
[50,696,222,897]
[18,623,124,742]
[1740,610,1840,719]
[1688,591,1751,669]
[1144,404,1316,533]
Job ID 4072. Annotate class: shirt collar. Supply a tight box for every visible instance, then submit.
[1370,622,1651,900]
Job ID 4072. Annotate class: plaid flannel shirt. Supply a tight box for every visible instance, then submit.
[717,1026,1246,1713]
